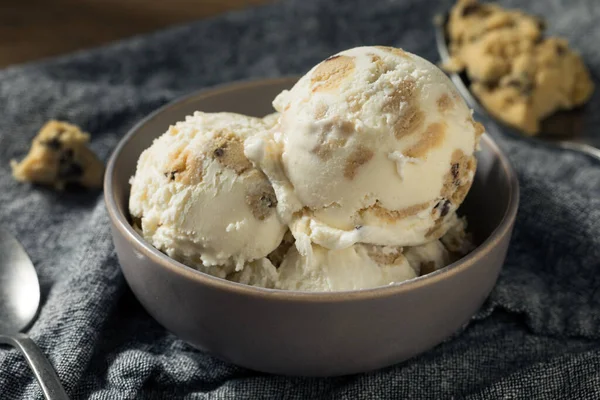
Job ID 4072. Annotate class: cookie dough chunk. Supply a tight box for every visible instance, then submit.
[10,120,104,190]
[444,0,594,135]
[445,0,544,81]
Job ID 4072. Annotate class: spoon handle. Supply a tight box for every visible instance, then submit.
[0,333,69,400]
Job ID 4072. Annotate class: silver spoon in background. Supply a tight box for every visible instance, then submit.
[434,13,600,162]
[0,228,69,399]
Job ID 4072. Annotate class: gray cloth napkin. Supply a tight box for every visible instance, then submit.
[1,0,599,398]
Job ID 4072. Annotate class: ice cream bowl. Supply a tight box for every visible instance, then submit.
[105,77,519,377]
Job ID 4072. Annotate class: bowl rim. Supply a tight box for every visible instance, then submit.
[104,76,520,302]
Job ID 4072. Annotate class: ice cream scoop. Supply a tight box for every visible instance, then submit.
[129,112,287,276]
[276,243,418,291]
[246,46,483,254]
[275,234,469,292]
[275,211,473,291]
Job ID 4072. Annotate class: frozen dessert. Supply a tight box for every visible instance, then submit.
[227,257,280,288]
[276,214,472,291]
[130,45,482,291]
[246,46,483,256]
[11,120,104,190]
[261,112,280,128]
[440,212,474,255]
[444,0,594,135]
[129,112,287,277]
[276,244,418,291]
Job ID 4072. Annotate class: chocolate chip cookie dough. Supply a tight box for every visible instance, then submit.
[444,0,594,135]
[10,120,104,190]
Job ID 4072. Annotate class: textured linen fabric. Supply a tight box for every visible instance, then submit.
[1,0,600,398]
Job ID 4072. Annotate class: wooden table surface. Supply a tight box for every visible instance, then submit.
[0,0,271,68]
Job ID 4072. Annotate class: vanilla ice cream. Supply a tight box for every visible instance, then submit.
[130,46,481,292]
[275,219,472,292]
[227,257,279,288]
[227,219,473,292]
[129,112,287,277]
[262,112,280,127]
[246,46,484,253]
[403,240,452,276]
[276,243,418,291]
[226,230,295,287]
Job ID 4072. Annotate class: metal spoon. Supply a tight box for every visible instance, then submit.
[434,13,600,161]
[0,228,69,399]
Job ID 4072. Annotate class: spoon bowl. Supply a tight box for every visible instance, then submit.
[0,229,40,335]
[434,12,600,161]
[0,228,69,399]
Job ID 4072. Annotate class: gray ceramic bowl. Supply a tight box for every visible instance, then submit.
[104,77,519,377]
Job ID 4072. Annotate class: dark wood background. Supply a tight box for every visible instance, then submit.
[0,0,271,67]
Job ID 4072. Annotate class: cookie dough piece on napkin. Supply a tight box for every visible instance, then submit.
[10,120,104,190]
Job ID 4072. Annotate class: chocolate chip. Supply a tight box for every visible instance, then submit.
[41,138,62,151]
[451,163,460,179]
[164,171,177,181]
[556,43,566,55]
[246,184,277,220]
[260,194,276,209]
[461,3,489,17]
[505,79,521,88]
[58,149,75,167]
[58,162,83,180]
[441,199,451,217]
[213,147,225,157]
[434,199,452,216]
[355,225,363,230]
[535,17,546,31]
[481,80,499,91]
[505,77,533,96]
